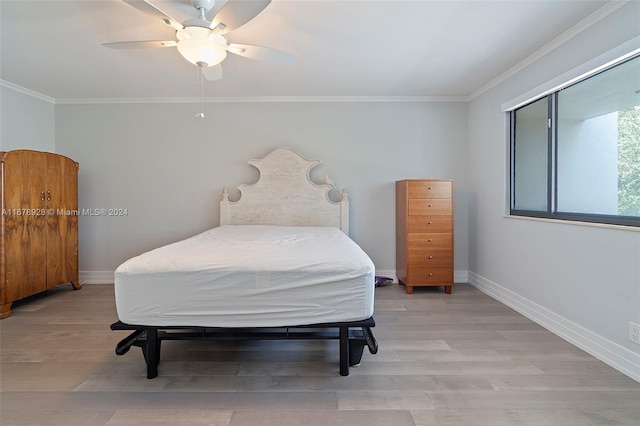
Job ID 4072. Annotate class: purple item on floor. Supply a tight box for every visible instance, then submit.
[374,276,393,287]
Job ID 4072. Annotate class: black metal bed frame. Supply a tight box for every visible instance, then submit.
[111,317,378,379]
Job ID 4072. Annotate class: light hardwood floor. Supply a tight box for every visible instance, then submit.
[1,283,639,426]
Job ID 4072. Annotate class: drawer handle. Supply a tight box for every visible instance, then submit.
[428,256,433,259]
[428,204,432,207]
[428,187,432,190]
[428,239,432,242]
[428,273,433,276]
[428,221,433,224]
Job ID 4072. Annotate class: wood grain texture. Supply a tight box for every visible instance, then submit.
[0,150,80,319]
[1,283,639,426]
[2,151,47,305]
[407,180,452,199]
[397,180,454,294]
[45,153,79,288]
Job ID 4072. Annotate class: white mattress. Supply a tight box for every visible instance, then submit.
[114,225,375,327]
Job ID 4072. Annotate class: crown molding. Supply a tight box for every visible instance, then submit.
[0,79,55,104]
[2,79,464,104]
[54,95,467,105]
[502,38,640,112]
[467,0,631,101]
[2,1,629,106]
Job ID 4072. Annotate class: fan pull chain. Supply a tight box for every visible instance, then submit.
[195,63,205,118]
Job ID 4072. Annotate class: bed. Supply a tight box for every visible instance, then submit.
[111,148,378,378]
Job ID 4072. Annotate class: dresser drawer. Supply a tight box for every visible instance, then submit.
[408,199,452,216]
[407,180,452,199]
[406,267,453,285]
[408,250,452,268]
[407,233,452,251]
[407,215,452,233]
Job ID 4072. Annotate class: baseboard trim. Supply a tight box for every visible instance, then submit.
[454,270,468,284]
[468,271,640,383]
[79,271,114,285]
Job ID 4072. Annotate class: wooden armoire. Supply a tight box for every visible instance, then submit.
[396,179,454,294]
[0,150,81,318]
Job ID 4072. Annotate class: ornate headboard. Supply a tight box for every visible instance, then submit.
[220,148,349,234]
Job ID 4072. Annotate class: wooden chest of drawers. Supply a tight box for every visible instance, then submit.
[396,179,453,294]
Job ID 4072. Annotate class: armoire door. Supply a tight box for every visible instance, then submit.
[3,151,48,302]
[45,154,79,288]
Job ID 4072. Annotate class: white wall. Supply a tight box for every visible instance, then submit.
[467,1,640,380]
[55,101,469,281]
[0,85,55,152]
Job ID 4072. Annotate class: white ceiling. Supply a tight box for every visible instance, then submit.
[0,0,612,101]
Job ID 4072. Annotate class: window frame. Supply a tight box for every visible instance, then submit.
[509,55,640,228]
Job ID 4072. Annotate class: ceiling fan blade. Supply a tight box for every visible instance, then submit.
[122,0,184,30]
[227,43,297,64]
[210,0,271,33]
[202,64,223,81]
[103,40,177,49]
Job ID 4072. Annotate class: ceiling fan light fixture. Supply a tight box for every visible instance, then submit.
[177,37,227,67]
[176,26,227,67]
[109,0,291,79]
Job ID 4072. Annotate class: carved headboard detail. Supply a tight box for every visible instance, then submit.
[220,148,349,234]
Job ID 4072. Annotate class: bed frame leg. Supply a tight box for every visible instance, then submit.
[145,329,159,379]
[347,326,378,366]
[363,326,378,354]
[339,326,349,376]
[348,339,365,367]
[115,330,145,355]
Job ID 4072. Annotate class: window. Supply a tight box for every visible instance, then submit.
[510,54,640,227]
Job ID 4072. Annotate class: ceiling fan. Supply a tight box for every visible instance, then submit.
[104,0,297,81]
